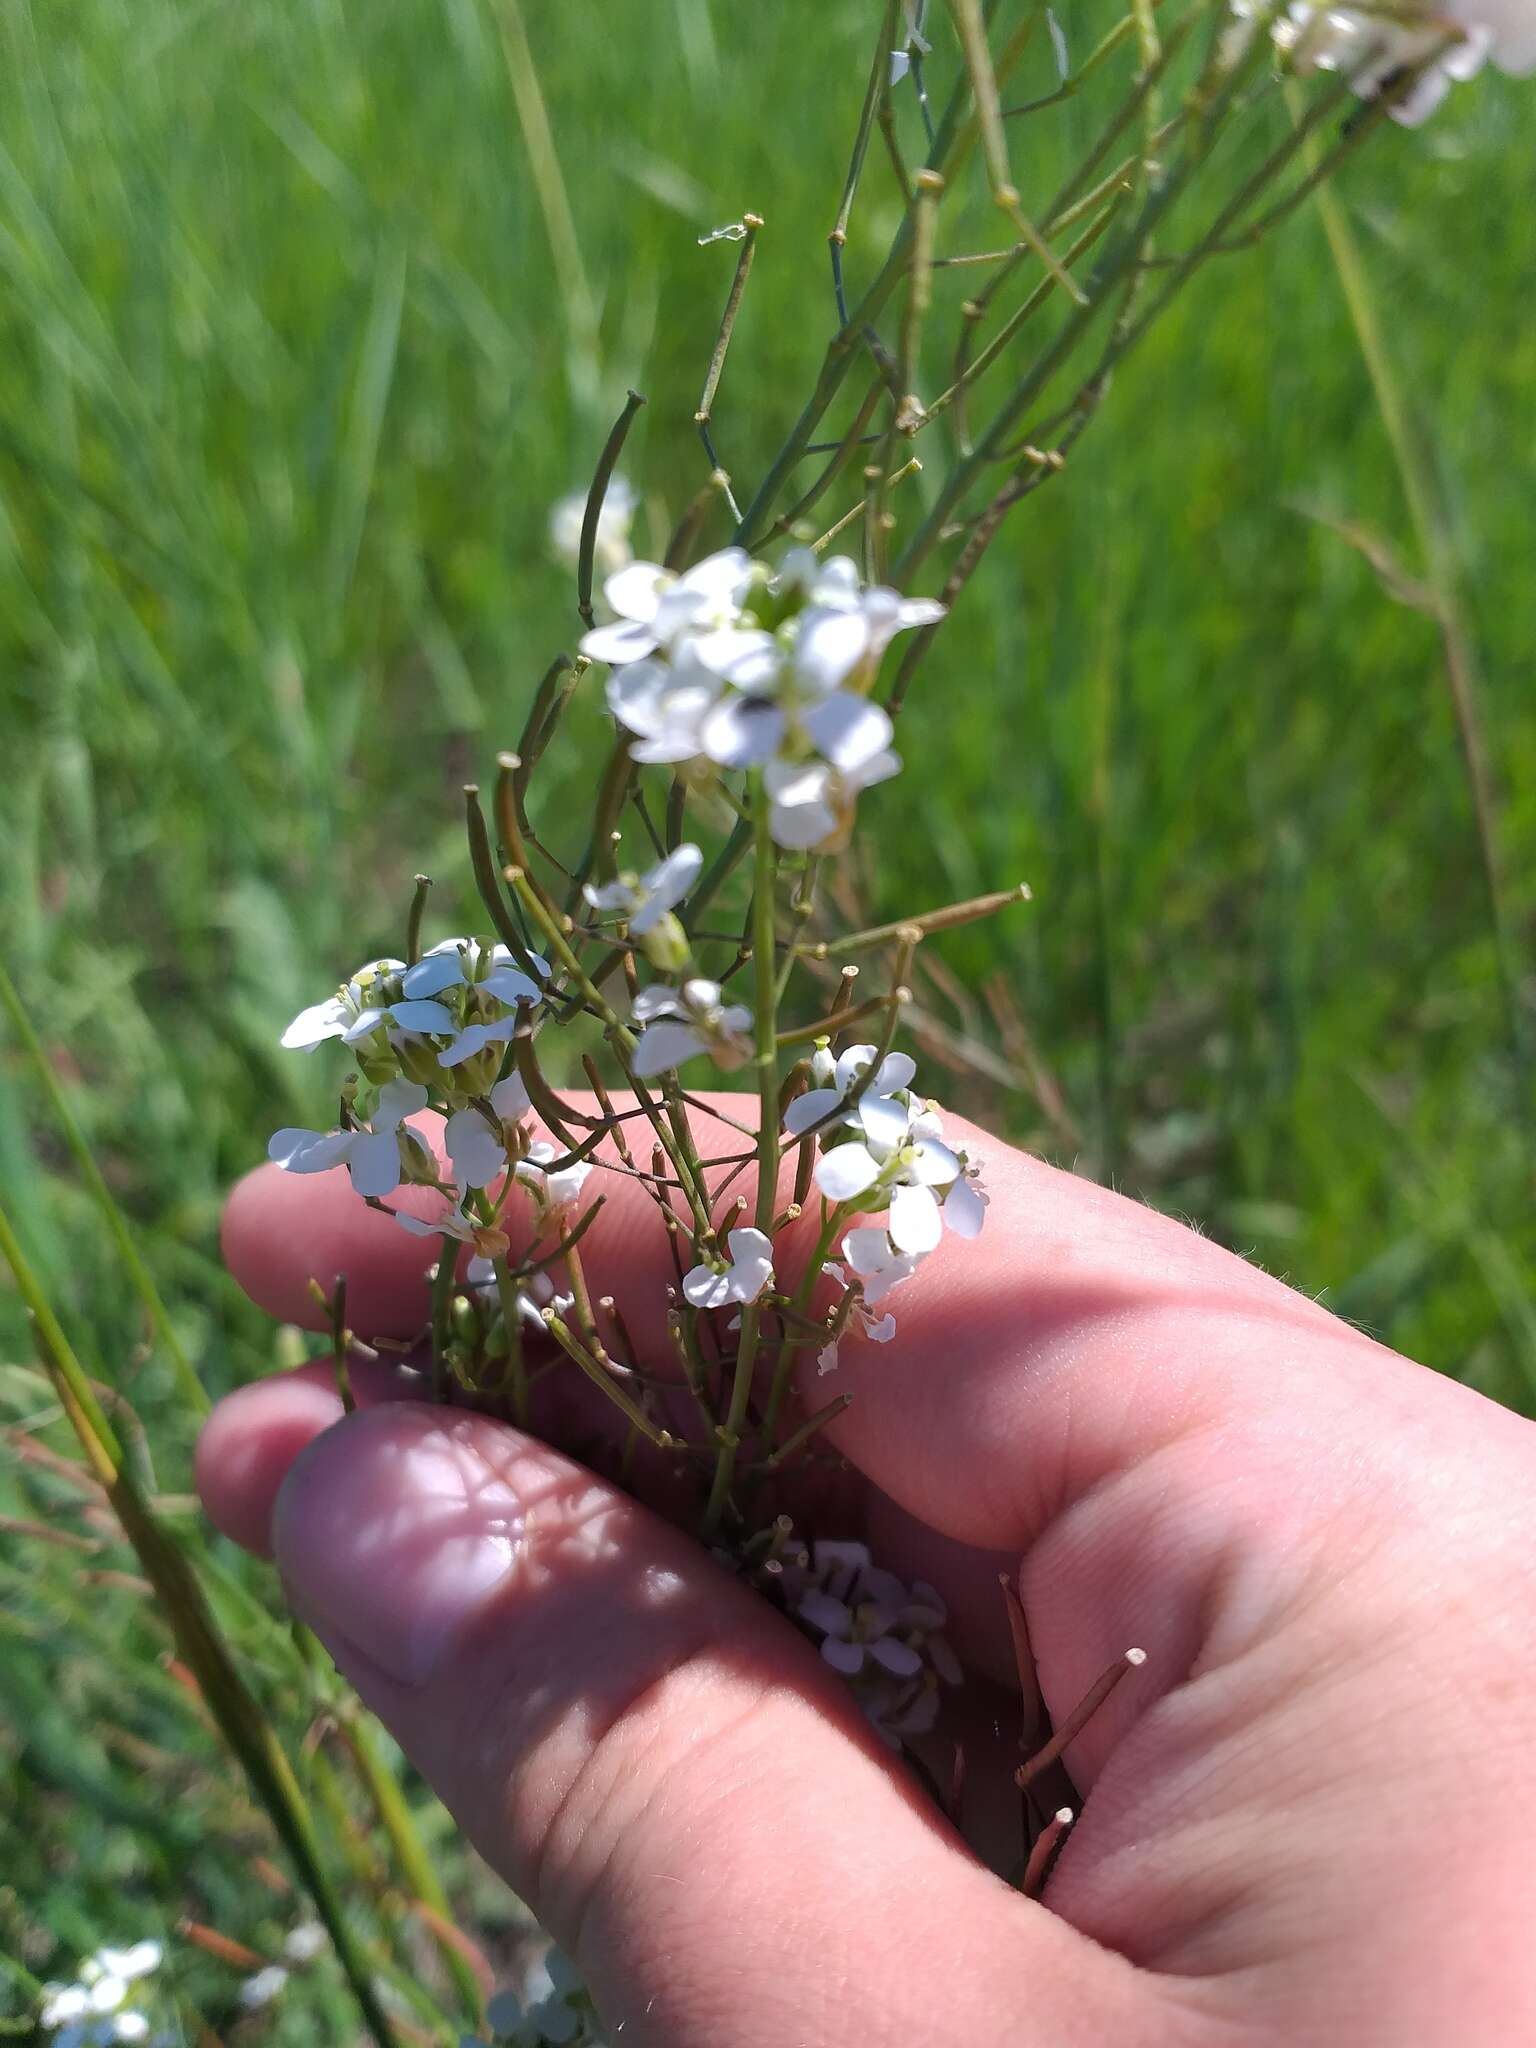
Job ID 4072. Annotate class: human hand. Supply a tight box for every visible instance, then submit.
[196,1101,1536,2046]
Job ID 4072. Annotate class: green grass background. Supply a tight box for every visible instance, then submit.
[0,0,1532,2033]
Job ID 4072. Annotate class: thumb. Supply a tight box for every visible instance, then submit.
[266,1402,1147,2046]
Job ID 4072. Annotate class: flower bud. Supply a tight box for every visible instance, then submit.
[640,910,691,975]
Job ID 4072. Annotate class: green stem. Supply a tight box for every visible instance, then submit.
[700,785,781,1539]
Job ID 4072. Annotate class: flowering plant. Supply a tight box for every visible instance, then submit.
[228,0,1532,2032]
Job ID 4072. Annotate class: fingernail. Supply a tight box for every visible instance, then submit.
[274,1407,526,1686]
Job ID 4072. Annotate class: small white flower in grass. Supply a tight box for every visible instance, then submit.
[41,1984,92,2027]
[268,1080,431,1200]
[630,977,752,1076]
[683,1226,775,1310]
[237,1966,289,2012]
[90,1947,160,1986]
[281,1923,326,1965]
[548,473,635,577]
[442,1074,531,1190]
[515,1139,594,1214]
[583,841,702,933]
[817,1259,897,1374]
[785,1042,918,1149]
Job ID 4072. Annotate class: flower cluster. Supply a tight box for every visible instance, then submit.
[1230,0,1536,122]
[269,940,559,1254]
[775,1537,963,1749]
[784,1043,987,1367]
[39,1943,164,2046]
[466,1945,596,2046]
[579,546,943,852]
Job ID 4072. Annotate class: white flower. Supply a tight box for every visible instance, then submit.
[268,1080,431,1199]
[630,977,752,1076]
[682,1226,775,1309]
[583,842,703,933]
[238,1966,289,2011]
[814,1093,987,1253]
[395,1200,479,1245]
[515,1139,594,1213]
[281,1923,326,1965]
[841,1225,926,1307]
[280,957,457,1050]
[41,1984,93,2027]
[89,1948,160,1986]
[817,1259,898,1374]
[403,938,548,1004]
[1235,0,1535,123]
[549,473,635,576]
[605,643,725,764]
[484,1948,585,2046]
[764,746,901,851]
[785,1043,918,1150]
[443,1075,531,1190]
[463,1261,572,1329]
[579,548,756,669]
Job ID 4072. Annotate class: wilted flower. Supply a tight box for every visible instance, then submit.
[817,1258,898,1373]
[549,473,636,577]
[268,1080,432,1200]
[779,1537,962,1746]
[683,1226,775,1309]
[630,978,752,1076]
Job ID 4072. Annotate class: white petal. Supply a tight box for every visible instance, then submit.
[783,1087,842,1137]
[268,1127,354,1174]
[679,545,752,603]
[868,1635,923,1679]
[690,626,782,688]
[347,1128,405,1199]
[631,984,684,1023]
[280,997,349,1050]
[603,560,671,624]
[857,1092,913,1151]
[802,691,894,773]
[584,877,635,914]
[631,1019,709,1077]
[582,618,659,666]
[682,1262,732,1310]
[847,746,901,794]
[480,966,543,1006]
[340,1005,388,1044]
[889,1182,941,1254]
[866,1312,897,1343]
[820,1635,866,1675]
[795,606,869,691]
[843,1226,898,1276]
[400,953,466,999]
[770,793,838,850]
[874,1052,917,1094]
[387,998,455,1036]
[636,842,703,920]
[724,1227,774,1300]
[437,1016,516,1068]
[374,1079,429,1129]
[943,1174,987,1239]
[444,1108,507,1189]
[909,1136,962,1186]
[797,1589,853,1635]
[818,1341,840,1375]
[815,1143,883,1201]
[491,1074,531,1122]
[701,694,786,768]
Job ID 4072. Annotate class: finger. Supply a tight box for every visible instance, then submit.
[262,1401,1156,2048]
